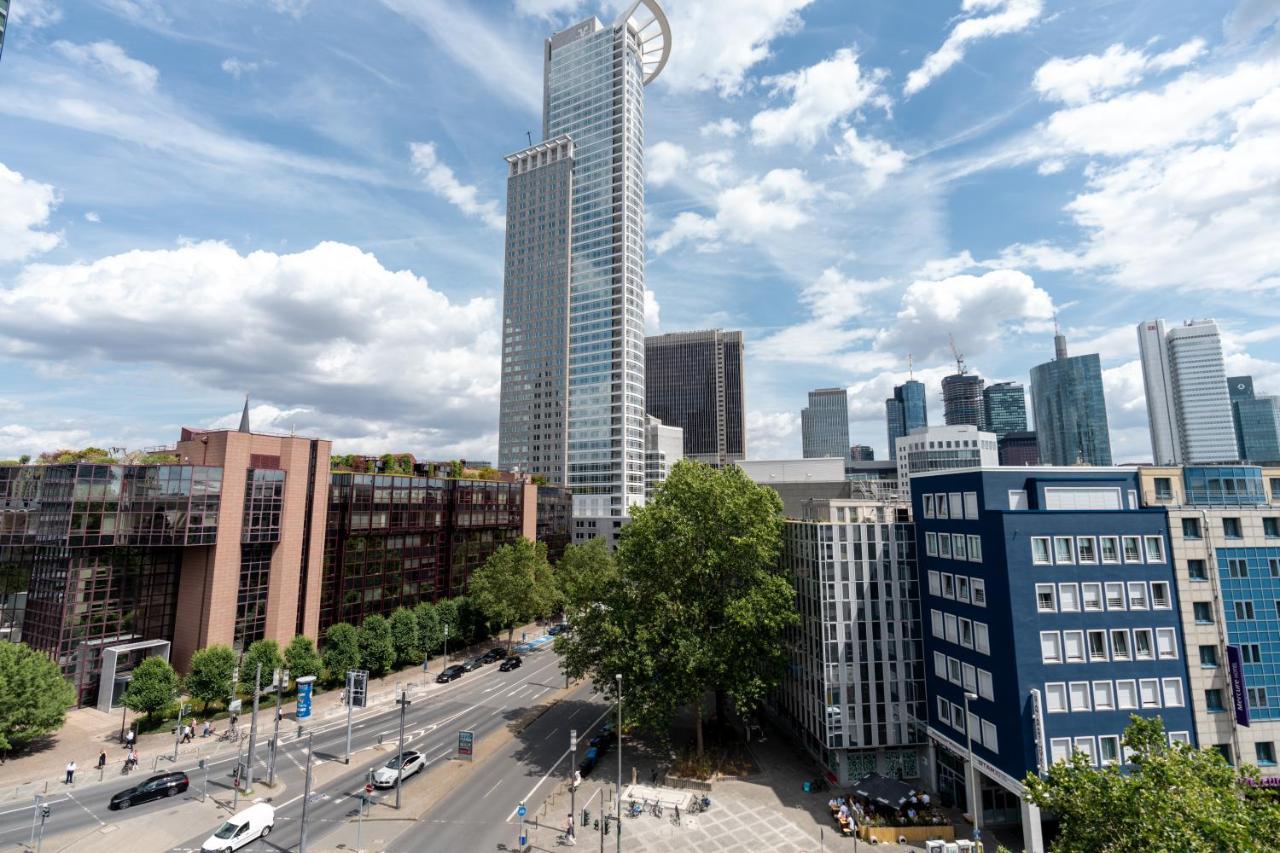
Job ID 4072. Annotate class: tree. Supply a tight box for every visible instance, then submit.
[469,540,557,648]
[557,460,794,755]
[122,656,178,722]
[414,601,443,656]
[283,635,322,681]
[185,645,236,712]
[434,598,460,649]
[0,642,75,752]
[555,539,618,615]
[1025,715,1280,852]
[239,639,283,691]
[322,623,361,685]
[358,615,395,676]
[389,608,421,667]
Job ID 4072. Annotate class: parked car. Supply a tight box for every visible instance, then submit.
[436,664,466,683]
[372,751,427,788]
[481,647,508,663]
[109,771,189,810]
[201,803,275,852]
[547,624,564,636]
[578,746,599,777]
[499,655,522,672]
[462,656,485,671]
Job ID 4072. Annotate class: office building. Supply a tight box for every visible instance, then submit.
[982,382,1028,439]
[915,468,1194,853]
[499,2,672,521]
[536,484,573,563]
[643,415,683,501]
[1138,319,1238,464]
[0,0,9,64]
[850,445,875,462]
[1138,465,1280,769]
[942,372,986,430]
[802,388,851,462]
[886,380,928,461]
[998,431,1040,467]
[644,330,745,466]
[1029,331,1113,466]
[894,425,998,484]
[1228,376,1280,465]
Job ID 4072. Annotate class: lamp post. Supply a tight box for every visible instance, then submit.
[963,691,981,841]
[395,689,410,810]
[615,673,622,853]
[268,668,288,785]
[442,624,449,669]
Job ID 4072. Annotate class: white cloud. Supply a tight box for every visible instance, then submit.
[409,142,505,231]
[268,0,313,17]
[755,268,891,363]
[834,127,907,189]
[652,211,721,254]
[699,118,742,138]
[744,410,800,460]
[221,57,262,78]
[905,0,1043,96]
[84,211,101,223]
[1033,39,1205,106]
[513,0,583,19]
[692,150,734,186]
[644,288,661,333]
[97,0,169,25]
[0,163,62,263]
[7,0,62,28]
[750,47,888,148]
[1224,0,1280,46]
[653,168,822,253]
[647,141,689,188]
[53,40,160,92]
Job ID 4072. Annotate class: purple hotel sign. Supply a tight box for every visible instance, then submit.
[1226,644,1251,727]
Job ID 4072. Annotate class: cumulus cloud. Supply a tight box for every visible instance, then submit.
[905,0,1043,96]
[745,410,801,459]
[52,40,160,92]
[8,0,62,28]
[750,47,889,148]
[1033,39,1206,106]
[834,127,907,189]
[84,211,101,223]
[647,141,689,187]
[755,268,891,363]
[409,142,505,230]
[644,288,661,332]
[699,118,743,138]
[513,0,583,19]
[653,168,822,253]
[221,57,263,78]
[0,163,62,263]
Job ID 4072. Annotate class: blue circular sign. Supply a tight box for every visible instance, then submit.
[517,805,527,817]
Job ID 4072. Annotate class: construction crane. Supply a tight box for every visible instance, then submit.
[949,335,967,375]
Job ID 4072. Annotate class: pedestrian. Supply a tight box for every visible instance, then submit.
[565,813,576,844]
[65,760,76,784]
[276,707,283,723]
[97,750,107,770]
[230,713,238,730]
[180,724,191,744]
[202,720,212,738]
[124,728,135,749]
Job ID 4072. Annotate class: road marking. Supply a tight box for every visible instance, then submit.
[65,791,105,827]
[505,704,612,822]
[482,780,502,798]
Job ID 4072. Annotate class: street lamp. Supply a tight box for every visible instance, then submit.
[963,691,981,842]
[615,673,622,853]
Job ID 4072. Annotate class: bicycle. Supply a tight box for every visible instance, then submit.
[688,795,711,815]
[670,803,681,826]
[649,800,663,819]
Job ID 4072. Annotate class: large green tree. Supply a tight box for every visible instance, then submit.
[469,540,558,648]
[122,656,179,722]
[185,645,236,712]
[239,639,283,691]
[389,608,421,667]
[555,539,618,615]
[0,642,75,752]
[283,635,322,681]
[414,601,443,657]
[358,615,395,676]
[557,460,794,754]
[1025,715,1280,852]
[322,623,361,685]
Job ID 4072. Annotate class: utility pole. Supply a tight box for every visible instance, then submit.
[569,729,578,844]
[173,702,189,761]
[615,673,622,853]
[245,664,262,795]
[299,733,314,853]
[344,670,355,764]
[395,688,410,810]
[34,801,49,853]
[268,668,288,785]
[357,771,371,853]
[442,624,449,669]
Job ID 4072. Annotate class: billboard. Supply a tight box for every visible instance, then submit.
[1226,644,1251,727]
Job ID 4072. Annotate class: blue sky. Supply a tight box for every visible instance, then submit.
[1,0,1278,464]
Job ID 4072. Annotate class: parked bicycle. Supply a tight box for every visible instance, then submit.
[688,795,711,814]
[649,800,663,818]
[671,803,681,826]
[628,800,644,818]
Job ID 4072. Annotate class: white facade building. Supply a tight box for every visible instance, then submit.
[894,425,998,484]
[643,415,683,500]
[1137,319,1239,465]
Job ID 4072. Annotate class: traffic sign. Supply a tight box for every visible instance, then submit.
[517,803,527,818]
[365,783,374,795]
[457,730,474,760]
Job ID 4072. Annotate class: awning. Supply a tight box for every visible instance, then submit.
[850,772,917,809]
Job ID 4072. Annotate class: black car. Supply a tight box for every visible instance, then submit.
[436,664,466,683]
[498,655,522,672]
[547,624,564,636]
[578,747,599,777]
[481,647,508,663]
[462,656,485,672]
[109,772,188,810]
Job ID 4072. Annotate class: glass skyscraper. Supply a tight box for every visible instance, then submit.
[1029,331,1113,466]
[885,379,927,461]
[802,388,851,461]
[1228,376,1280,464]
[982,381,1028,439]
[645,329,746,466]
[1138,319,1239,464]
[0,1,9,64]
[499,3,671,521]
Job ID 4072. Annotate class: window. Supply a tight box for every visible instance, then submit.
[1116,680,1139,709]
[1082,583,1103,611]
[1199,645,1220,667]
[978,669,994,700]
[1045,487,1122,510]
[1074,737,1096,765]
[967,710,981,742]
[1182,517,1202,539]
[937,696,949,722]
[952,703,965,730]
[971,577,986,607]
[1041,631,1063,663]
[1188,559,1208,580]
[1064,631,1085,663]
[935,494,948,518]
[1069,681,1091,712]
[931,609,944,638]
[1036,583,1057,612]
[1050,737,1072,764]
[1144,535,1165,562]
[1271,558,1280,578]
[1156,627,1178,660]
[959,618,974,648]
[1132,629,1154,660]
[1110,629,1131,661]
[963,663,977,692]
[1242,644,1262,664]
[928,571,941,596]
[1059,583,1081,612]
[1248,687,1268,708]
[964,492,979,520]
[1032,537,1052,564]
[1077,537,1097,563]
[1088,630,1109,662]
[1214,744,1234,765]
[1154,477,1173,499]
[1205,689,1226,712]
[982,720,998,753]
[974,622,990,654]
[949,658,962,685]
[1151,581,1171,609]
[1235,601,1256,621]
[953,535,968,561]
[1264,518,1279,538]
[1122,536,1143,563]
[1099,735,1121,765]
[923,494,935,518]
[1105,582,1126,610]
[945,614,958,643]
[949,493,964,519]
[934,651,947,677]
[1257,743,1277,767]
[1128,582,1149,610]
[1194,602,1214,624]
[942,573,955,599]
[1139,679,1161,708]
[1100,536,1120,563]
[1054,536,1076,564]
[968,535,983,563]
[1093,681,1115,711]
[956,575,971,603]
[925,531,938,557]
[1129,489,1139,509]
[939,533,952,559]
[1223,517,1243,539]
[1168,731,1191,747]
[1162,678,1185,707]
[1226,558,1248,578]
[1009,489,1028,511]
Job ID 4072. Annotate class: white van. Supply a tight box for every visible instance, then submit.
[201,802,275,852]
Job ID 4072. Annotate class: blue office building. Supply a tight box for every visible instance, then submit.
[1227,376,1280,465]
[914,468,1194,852]
[886,380,928,461]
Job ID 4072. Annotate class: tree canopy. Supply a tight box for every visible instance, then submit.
[322,623,361,685]
[555,539,618,616]
[283,635,322,681]
[469,539,558,648]
[414,601,443,657]
[239,639,283,691]
[0,642,75,752]
[1024,715,1280,852]
[123,656,178,721]
[358,615,395,676]
[389,607,421,667]
[185,645,236,711]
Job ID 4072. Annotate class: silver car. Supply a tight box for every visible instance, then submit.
[372,751,426,788]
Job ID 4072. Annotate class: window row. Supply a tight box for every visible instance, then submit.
[1035,580,1172,613]
[1049,731,1190,767]
[930,609,991,654]
[928,571,987,607]
[1179,516,1280,541]
[925,531,984,563]
[1040,627,1178,664]
[933,651,995,700]
[1205,686,1272,712]
[922,491,980,521]
[936,696,998,753]
[1030,535,1164,566]
[1044,677,1185,714]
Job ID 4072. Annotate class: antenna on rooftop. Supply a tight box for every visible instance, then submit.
[908,353,914,380]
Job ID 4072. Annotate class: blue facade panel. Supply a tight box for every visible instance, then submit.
[1216,547,1280,722]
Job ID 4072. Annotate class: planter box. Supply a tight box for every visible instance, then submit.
[859,824,955,845]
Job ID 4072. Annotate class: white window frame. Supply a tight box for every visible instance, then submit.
[1151,581,1171,610]
[1059,583,1081,612]
[1162,678,1185,707]
[971,577,986,607]
[949,493,964,519]
[959,617,974,649]
[1133,628,1155,660]
[937,696,949,723]
[944,613,959,643]
[933,651,947,677]
[1009,489,1029,511]
[962,662,977,692]
[1116,679,1138,710]
[927,570,941,596]
[923,494,936,519]
[1156,627,1177,660]
[1074,736,1096,765]
[1045,682,1068,713]
[1144,535,1165,563]
[948,657,962,685]
[978,669,994,701]
[1031,536,1052,564]
[931,609,944,638]
[1122,535,1143,563]
[1054,536,1076,564]
[1069,681,1092,712]
[935,494,948,518]
[968,535,983,563]
[1087,629,1109,662]
[1110,629,1132,661]
[1168,731,1191,747]
[1050,737,1072,764]
[1082,582,1103,612]
[925,531,938,557]
[1036,583,1057,612]
[1092,680,1115,711]
[956,575,971,604]
[1077,536,1098,564]
[952,702,965,730]
[939,533,952,559]
[942,573,955,599]
[1127,581,1149,610]
[1063,630,1085,663]
[982,720,998,753]
[963,491,979,520]
[1100,535,1121,564]
[974,622,990,654]
[953,535,968,561]
[1139,678,1161,708]
[1105,582,1126,610]
[1041,630,1063,664]
[1099,734,1121,765]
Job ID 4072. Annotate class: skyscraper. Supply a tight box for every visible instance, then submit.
[498,2,671,522]
[885,379,927,461]
[1228,376,1280,464]
[644,329,745,466]
[982,381,1028,438]
[801,388,851,461]
[942,372,985,429]
[1029,330,1113,466]
[1137,319,1238,464]
[849,445,875,462]
[0,1,9,64]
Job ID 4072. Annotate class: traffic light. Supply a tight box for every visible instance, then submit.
[582,808,590,827]
[40,804,50,818]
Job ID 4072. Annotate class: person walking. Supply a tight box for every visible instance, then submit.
[64,760,76,785]
[97,750,107,771]
[124,728,135,750]
[202,720,212,738]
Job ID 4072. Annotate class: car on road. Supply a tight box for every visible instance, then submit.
[462,656,485,671]
[436,664,466,683]
[547,624,564,636]
[481,647,508,663]
[201,803,275,852]
[109,771,189,810]
[372,750,427,788]
[578,746,599,777]
[498,655,522,672]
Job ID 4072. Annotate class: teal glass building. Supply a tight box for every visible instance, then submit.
[1030,333,1113,466]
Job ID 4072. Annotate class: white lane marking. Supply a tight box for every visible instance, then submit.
[65,790,105,826]
[504,704,612,823]
[482,780,502,798]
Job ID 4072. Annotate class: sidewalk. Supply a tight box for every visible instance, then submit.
[0,623,547,803]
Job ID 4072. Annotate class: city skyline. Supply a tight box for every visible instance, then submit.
[1,1,1278,468]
